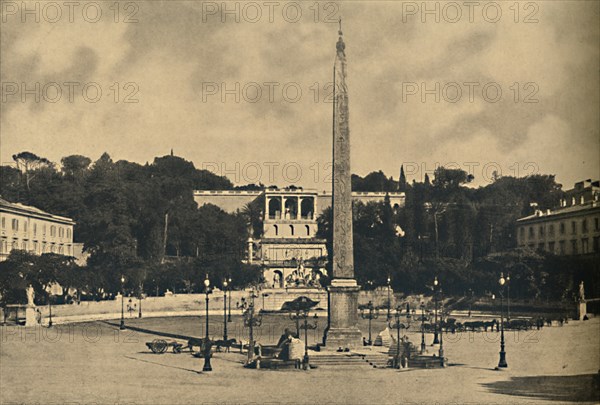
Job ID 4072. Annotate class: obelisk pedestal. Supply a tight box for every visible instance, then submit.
[323,23,363,349]
[325,279,362,348]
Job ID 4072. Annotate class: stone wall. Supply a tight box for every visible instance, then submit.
[2,288,413,325]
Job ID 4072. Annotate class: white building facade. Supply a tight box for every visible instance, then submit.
[0,197,76,261]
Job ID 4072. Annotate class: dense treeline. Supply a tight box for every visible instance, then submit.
[0,152,262,303]
[320,167,598,302]
[1,152,597,305]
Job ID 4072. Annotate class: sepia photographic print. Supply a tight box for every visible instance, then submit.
[0,1,599,404]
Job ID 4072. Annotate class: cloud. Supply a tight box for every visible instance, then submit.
[1,0,597,190]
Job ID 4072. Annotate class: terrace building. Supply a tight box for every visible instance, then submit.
[194,187,405,288]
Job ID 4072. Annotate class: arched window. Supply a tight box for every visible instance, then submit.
[273,224,279,236]
[268,198,282,220]
[305,225,310,236]
[289,225,294,236]
[300,198,314,219]
[285,198,298,220]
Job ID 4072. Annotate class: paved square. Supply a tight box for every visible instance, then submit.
[1,316,598,404]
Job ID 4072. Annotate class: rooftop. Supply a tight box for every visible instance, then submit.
[0,197,75,224]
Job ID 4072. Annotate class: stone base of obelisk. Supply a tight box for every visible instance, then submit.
[323,279,362,349]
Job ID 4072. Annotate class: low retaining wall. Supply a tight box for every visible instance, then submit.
[1,288,411,325]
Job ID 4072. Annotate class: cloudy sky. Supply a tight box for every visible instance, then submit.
[1,0,598,190]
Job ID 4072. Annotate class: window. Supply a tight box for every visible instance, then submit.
[571,221,577,235]
[537,243,544,251]
[582,219,588,233]
[43,224,47,235]
[289,225,294,236]
[559,240,565,254]
[528,227,534,238]
[305,225,310,236]
[595,218,599,231]
[594,237,599,253]
[33,223,37,236]
[50,226,55,237]
[539,226,544,237]
[33,241,38,253]
[24,221,28,232]
[549,224,554,236]
[582,238,589,254]
[11,219,18,231]
[1,217,5,228]
[519,227,525,238]
[21,241,27,250]
[67,229,71,239]
[560,223,565,234]
[273,225,278,236]
[548,241,555,253]
[571,239,578,254]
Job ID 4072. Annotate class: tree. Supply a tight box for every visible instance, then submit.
[61,155,92,180]
[398,165,408,191]
[12,151,52,191]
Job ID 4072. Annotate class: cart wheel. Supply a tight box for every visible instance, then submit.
[151,339,168,354]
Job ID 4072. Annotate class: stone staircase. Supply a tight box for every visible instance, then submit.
[309,352,390,368]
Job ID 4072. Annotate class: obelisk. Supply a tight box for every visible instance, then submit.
[323,21,362,349]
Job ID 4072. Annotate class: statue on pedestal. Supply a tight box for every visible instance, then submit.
[26,285,35,307]
[578,281,586,302]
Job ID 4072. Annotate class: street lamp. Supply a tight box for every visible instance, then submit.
[438,288,446,367]
[433,276,440,345]
[241,291,262,365]
[227,277,232,322]
[222,279,228,342]
[300,312,318,370]
[388,306,411,368]
[138,283,143,318]
[506,274,511,321]
[467,288,474,317]
[360,301,379,346]
[498,272,508,368]
[120,275,125,330]
[48,292,53,328]
[419,302,426,354]
[203,274,212,372]
[387,276,392,321]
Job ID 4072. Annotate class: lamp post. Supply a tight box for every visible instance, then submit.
[299,312,318,370]
[433,276,440,345]
[438,288,446,367]
[360,301,379,346]
[388,306,411,368]
[119,275,125,330]
[203,274,212,372]
[467,288,474,317]
[506,274,511,321]
[48,293,53,328]
[387,276,392,321]
[241,290,262,365]
[498,273,508,368]
[227,277,232,322]
[138,283,143,318]
[419,302,426,354]
[222,279,228,341]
